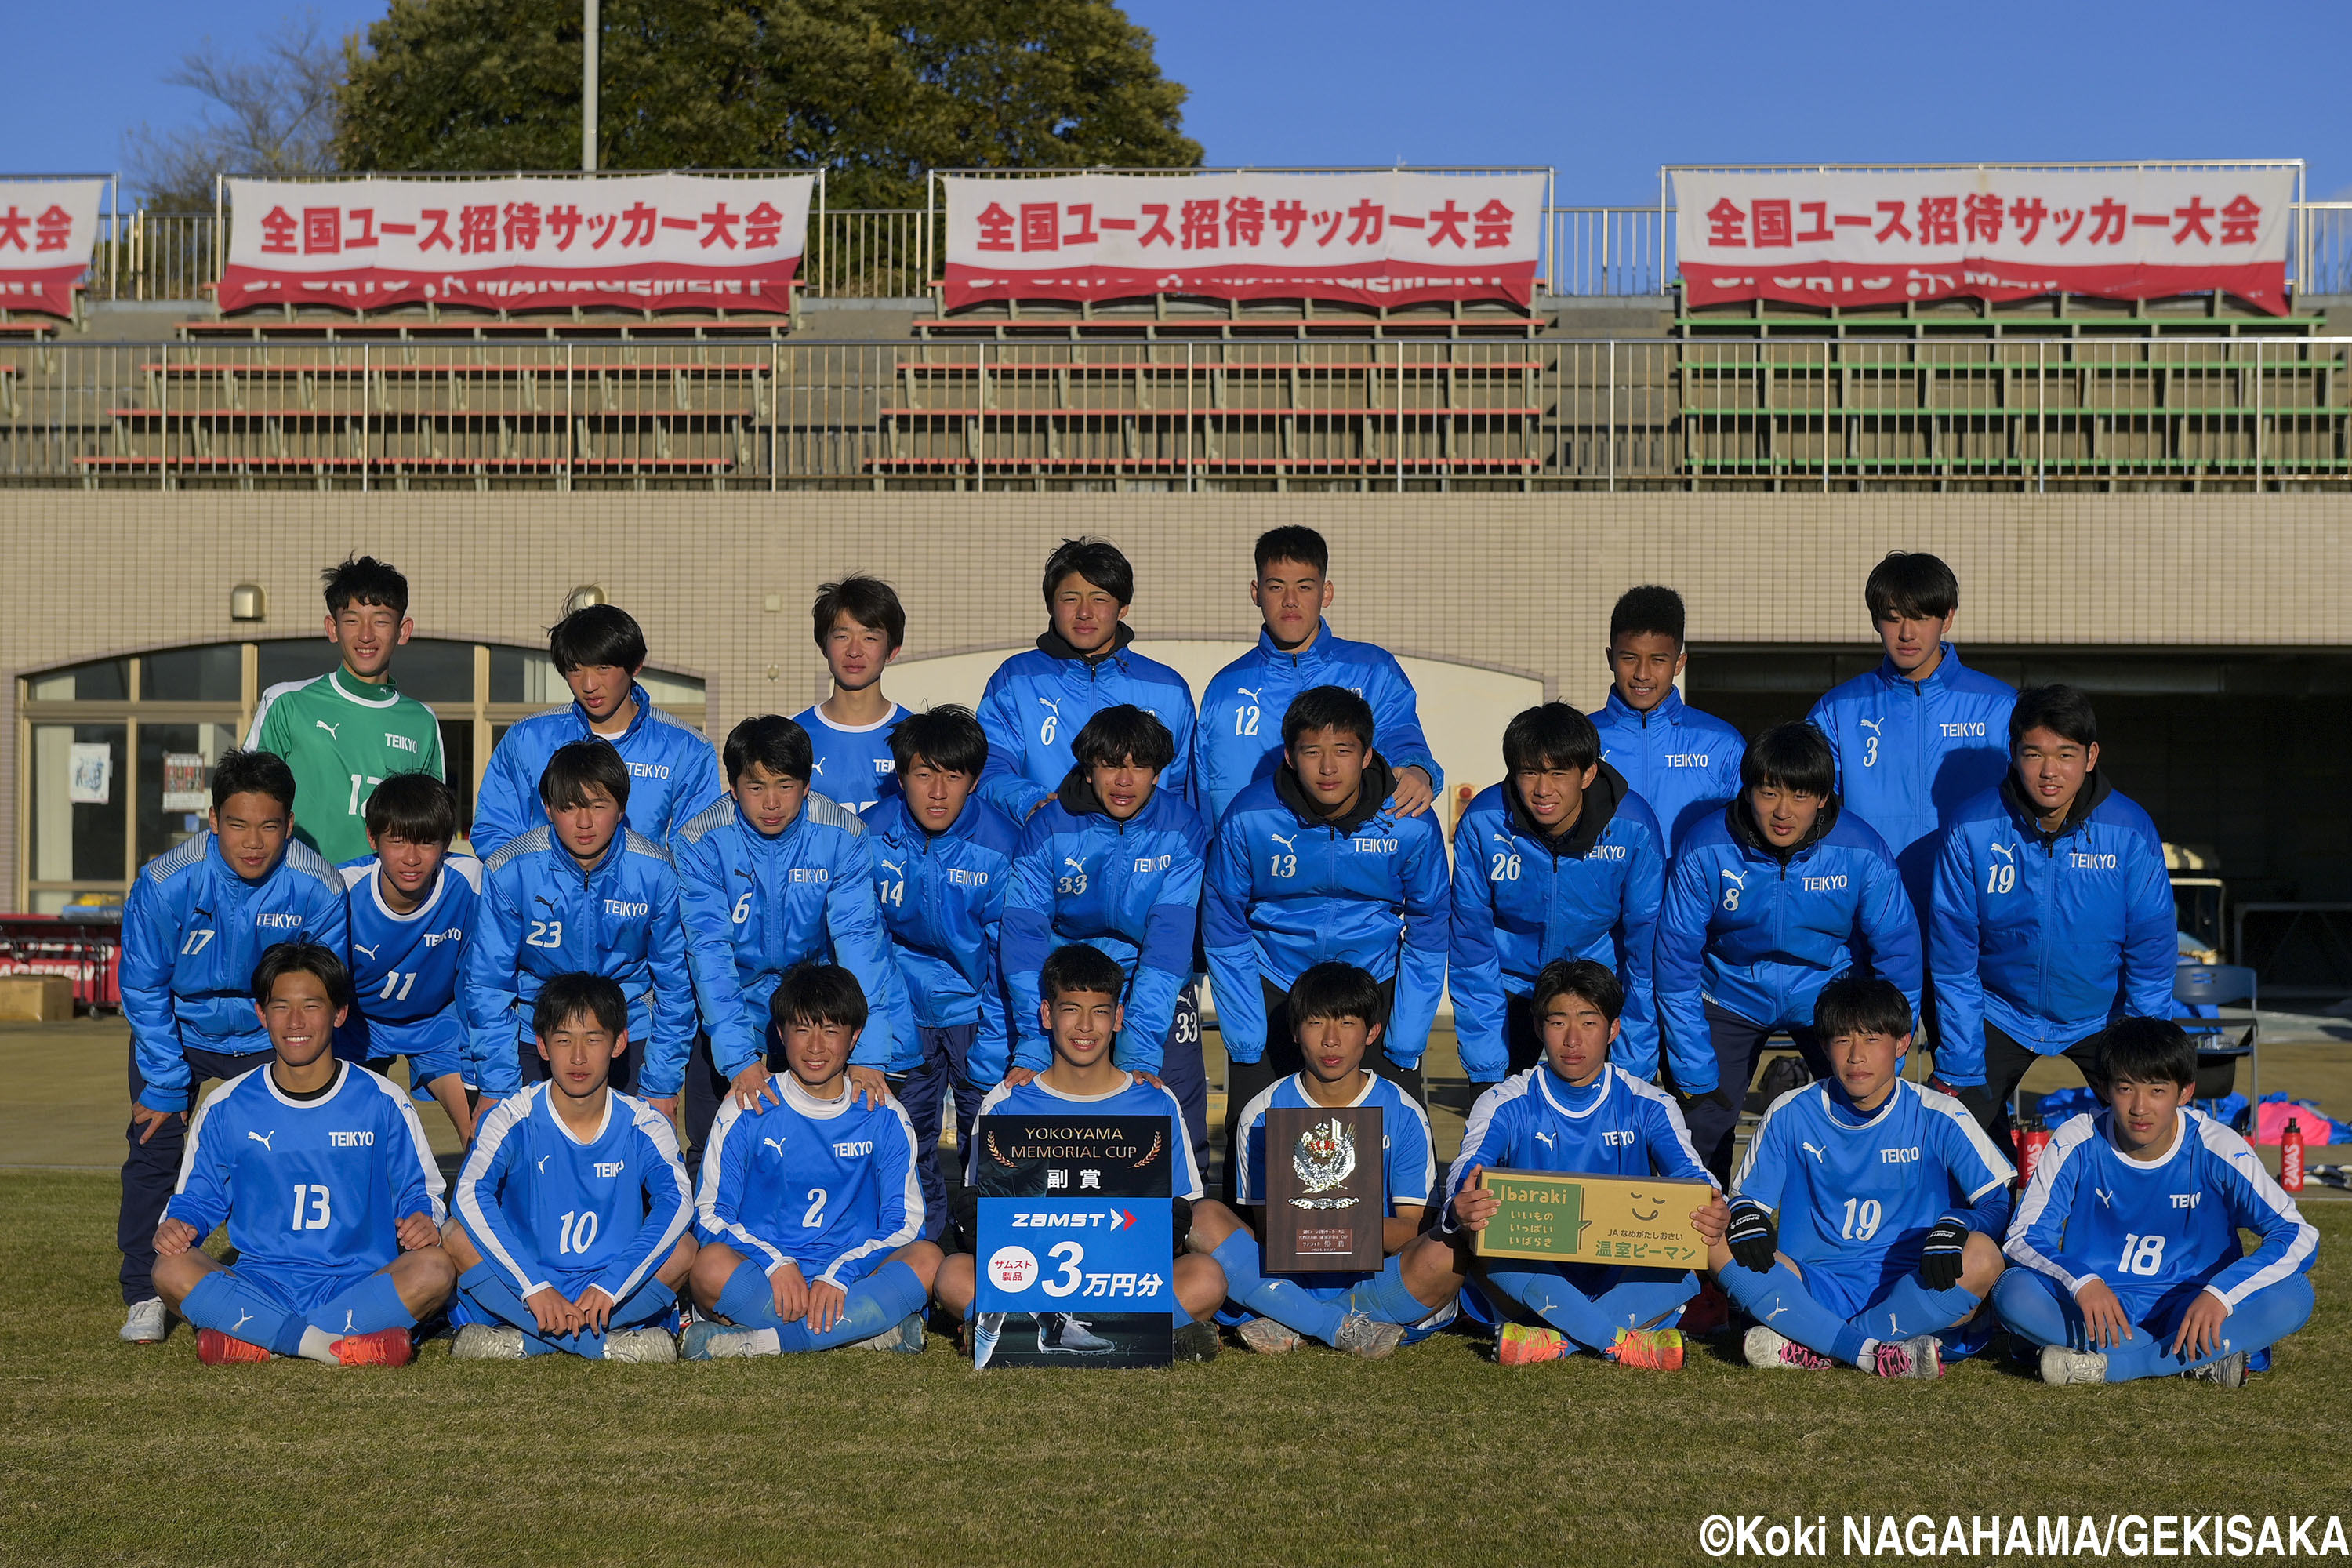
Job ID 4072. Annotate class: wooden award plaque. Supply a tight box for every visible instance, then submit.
[1262,1104,1387,1273]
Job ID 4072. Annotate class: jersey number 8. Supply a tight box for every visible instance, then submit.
[2117,1232,2167,1275]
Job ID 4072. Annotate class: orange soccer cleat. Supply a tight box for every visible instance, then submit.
[331,1327,416,1368]
[1610,1327,1686,1370]
[1496,1323,1570,1366]
[195,1329,272,1365]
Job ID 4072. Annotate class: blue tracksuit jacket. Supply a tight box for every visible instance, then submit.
[470,684,727,858]
[670,794,911,1078]
[121,833,348,1112]
[861,792,1023,1085]
[1448,766,1668,1082]
[1653,800,1922,1094]
[1001,771,1208,1074]
[1589,688,1746,854]
[464,828,695,1098]
[1202,757,1449,1069]
[974,628,1199,821]
[1929,773,2176,1085]
[1193,625,1440,828]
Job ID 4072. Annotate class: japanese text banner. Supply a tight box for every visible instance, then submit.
[0,181,104,318]
[221,174,813,314]
[943,172,1546,310]
[1674,169,2296,314]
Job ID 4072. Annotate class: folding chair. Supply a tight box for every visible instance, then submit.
[2172,963,2259,1118]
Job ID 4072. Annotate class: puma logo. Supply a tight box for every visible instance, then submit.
[1801,1142,1826,1163]
[1269,831,1298,855]
[1063,855,1087,873]
[537,1156,550,1174]
[315,720,341,739]
[1990,842,2016,863]
[1236,688,1261,702]
[1766,1303,1790,1323]
[352,942,379,960]
[342,1309,357,1334]
[1534,1131,1556,1150]
[812,759,826,776]
[247,1130,277,1152]
[230,1312,254,1334]
[2095,1187,2114,1209]
[763,1137,786,1157]
[1037,698,1062,718]
[1857,718,1882,737]
[1722,869,1749,889]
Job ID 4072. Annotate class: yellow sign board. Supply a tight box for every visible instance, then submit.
[1472,1170,1714,1268]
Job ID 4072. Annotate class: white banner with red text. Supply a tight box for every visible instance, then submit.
[0,181,103,318]
[221,174,814,314]
[1673,168,2296,315]
[942,172,1546,310]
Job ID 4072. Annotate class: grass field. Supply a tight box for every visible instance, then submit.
[5,1021,2349,1566]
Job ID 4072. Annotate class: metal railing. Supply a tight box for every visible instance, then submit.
[0,336,2342,492]
[811,209,934,300]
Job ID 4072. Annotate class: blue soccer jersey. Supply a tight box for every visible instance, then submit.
[1236,1073,1432,1296]
[1446,1064,1715,1202]
[1734,1077,2014,1284]
[969,1073,1204,1200]
[2005,1109,2318,1315]
[165,1062,446,1282]
[793,703,903,815]
[698,1074,924,1285]
[456,1082,694,1302]
[335,855,482,1076]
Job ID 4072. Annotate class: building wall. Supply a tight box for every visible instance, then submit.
[4,488,2345,898]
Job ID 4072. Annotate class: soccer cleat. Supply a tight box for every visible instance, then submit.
[1235,1316,1303,1356]
[969,1312,1004,1370]
[2039,1345,2109,1385]
[1744,1325,1833,1371]
[680,1320,771,1360]
[1332,1310,1407,1361]
[602,1327,679,1364]
[2183,1350,2247,1389]
[121,1298,167,1344]
[1679,1279,1733,1339]
[332,1327,416,1368]
[1172,1318,1220,1363]
[1869,1335,1943,1379]
[1610,1327,1686,1370]
[851,1313,926,1355]
[1497,1323,1570,1366]
[194,1329,271,1365]
[1036,1312,1115,1353]
[451,1323,528,1360]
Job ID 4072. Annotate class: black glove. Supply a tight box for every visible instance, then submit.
[1918,1216,1970,1291]
[1725,1200,1777,1274]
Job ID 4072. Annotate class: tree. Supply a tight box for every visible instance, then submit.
[124,12,345,210]
[332,0,1200,208]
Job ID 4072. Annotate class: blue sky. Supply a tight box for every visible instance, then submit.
[6,0,2347,203]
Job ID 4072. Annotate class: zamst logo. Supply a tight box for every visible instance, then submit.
[1134,854,1173,875]
[1352,838,1399,855]
[1939,722,1988,739]
[1009,1208,1142,1230]
[386,733,419,754]
[833,1139,874,1157]
[629,762,671,779]
[255,913,304,929]
[604,899,649,917]
[327,1131,374,1147]
[593,1160,624,1178]
[1664,753,1711,768]
[1800,873,1849,892]
[789,868,830,884]
[1881,1146,1922,1163]
[2071,851,2119,870]
[946,868,989,887]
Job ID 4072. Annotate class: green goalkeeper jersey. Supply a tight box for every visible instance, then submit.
[246,669,445,864]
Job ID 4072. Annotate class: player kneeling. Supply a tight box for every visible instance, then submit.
[1994,1018,2317,1388]
[684,965,941,1358]
[1443,960,1725,1369]
[443,973,696,1362]
[1187,962,1467,1361]
[935,945,1226,1363]
[1701,975,2012,1378]
[152,945,452,1367]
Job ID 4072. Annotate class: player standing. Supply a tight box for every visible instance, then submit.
[791,577,907,814]
[246,555,445,866]
[1588,586,1744,854]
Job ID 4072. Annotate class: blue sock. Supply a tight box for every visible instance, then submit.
[1870,1275,1984,1341]
[1210,1229,1346,1345]
[1484,1267,1615,1352]
[714,1259,789,1332]
[775,1261,927,1352]
[311,1271,416,1338]
[606,1279,678,1331]
[182,1271,303,1357]
[2102,1276,2315,1383]
[1719,1260,1871,1366]
[1360,1258,1437,1329]
[1590,1272,1703,1336]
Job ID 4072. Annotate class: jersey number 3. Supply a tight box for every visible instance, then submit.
[289,1183,334,1231]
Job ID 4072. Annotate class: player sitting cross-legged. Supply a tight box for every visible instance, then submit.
[935,944,1226,1364]
[683,964,941,1359]
[1187,961,1470,1361]
[443,973,697,1363]
[1442,959,1724,1370]
[151,944,453,1367]
[1995,1018,2318,1388]
[1700,975,2013,1379]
